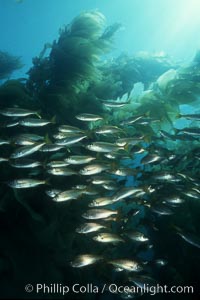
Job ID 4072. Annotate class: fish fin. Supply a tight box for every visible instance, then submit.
[36,110,42,119]
[104,223,113,231]
[85,130,93,139]
[170,224,182,233]
[9,140,16,147]
[116,207,123,221]
[176,113,182,119]
[126,98,132,104]
[51,115,56,124]
[45,178,51,186]
[145,110,150,116]
[143,135,152,143]
[44,133,52,144]
[123,143,130,153]
[173,128,179,135]
[102,114,110,124]
[114,267,123,272]
[111,161,118,169]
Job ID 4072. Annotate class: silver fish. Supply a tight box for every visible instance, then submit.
[108,259,143,272]
[0,157,9,163]
[141,154,162,165]
[45,189,62,198]
[95,125,124,135]
[125,231,149,242]
[47,167,77,176]
[178,113,200,121]
[75,113,103,122]
[52,189,82,202]
[91,176,113,185]
[108,168,135,176]
[10,158,42,168]
[0,139,10,145]
[65,155,96,165]
[1,121,19,128]
[19,118,51,127]
[164,196,184,205]
[116,137,143,147]
[12,133,44,146]
[86,142,122,153]
[10,143,45,159]
[177,232,200,249]
[93,233,124,243]
[46,160,69,168]
[151,204,174,215]
[112,187,144,202]
[8,178,46,188]
[102,100,130,108]
[89,197,114,207]
[120,115,144,126]
[82,209,118,220]
[0,107,40,117]
[55,134,87,146]
[76,223,106,234]
[79,163,109,175]
[39,144,64,152]
[128,275,157,290]
[70,254,103,268]
[58,125,84,133]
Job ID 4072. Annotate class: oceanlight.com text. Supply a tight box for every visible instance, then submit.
[108,283,194,296]
[25,283,194,296]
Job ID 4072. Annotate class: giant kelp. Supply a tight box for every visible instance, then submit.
[27,11,121,124]
[0,80,33,107]
[0,51,23,80]
[26,11,181,126]
[107,50,200,139]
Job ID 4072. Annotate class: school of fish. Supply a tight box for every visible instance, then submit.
[0,105,200,296]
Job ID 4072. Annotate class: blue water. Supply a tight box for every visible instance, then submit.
[1,0,200,79]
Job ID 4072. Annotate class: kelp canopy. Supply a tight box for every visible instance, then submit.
[24,12,175,122]
[26,11,119,123]
[0,10,199,128]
